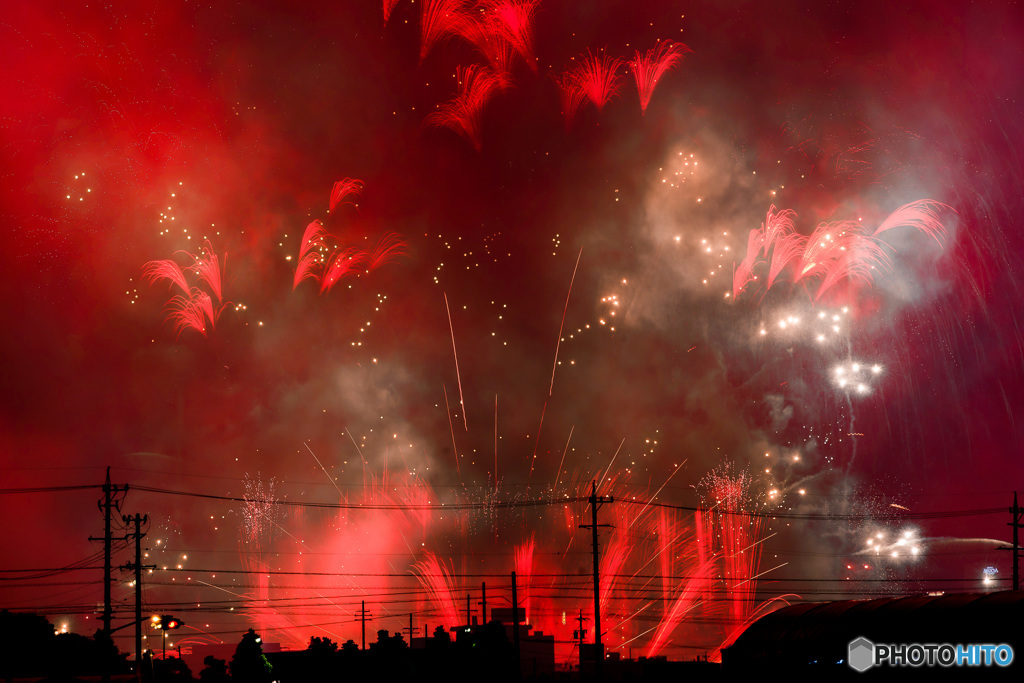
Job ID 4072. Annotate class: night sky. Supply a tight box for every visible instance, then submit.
[3,0,1024,663]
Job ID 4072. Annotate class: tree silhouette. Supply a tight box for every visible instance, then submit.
[149,655,192,683]
[0,611,129,679]
[229,629,272,683]
[198,655,229,683]
[307,636,338,655]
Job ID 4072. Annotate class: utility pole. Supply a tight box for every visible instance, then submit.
[479,582,487,624]
[466,593,471,628]
[358,601,372,650]
[90,468,129,636]
[579,480,612,679]
[89,467,128,683]
[511,571,521,679]
[122,513,153,683]
[573,610,588,677]
[995,493,1019,589]
[403,613,415,646]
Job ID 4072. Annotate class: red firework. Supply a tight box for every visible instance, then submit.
[514,535,535,623]
[576,50,624,112]
[383,0,400,25]
[629,40,691,115]
[733,200,951,301]
[420,0,469,62]
[553,71,587,129]
[460,19,519,77]
[142,258,189,295]
[489,0,539,71]
[412,553,461,627]
[797,221,891,300]
[320,247,368,294]
[698,467,774,661]
[186,240,226,303]
[760,207,804,290]
[424,65,508,151]
[144,242,228,337]
[165,288,219,338]
[366,232,410,271]
[732,229,763,299]
[873,199,949,247]
[294,183,407,292]
[329,177,364,212]
[645,556,716,658]
[458,0,537,76]
[598,532,631,617]
[292,220,328,290]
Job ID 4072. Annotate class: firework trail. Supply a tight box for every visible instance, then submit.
[420,0,469,62]
[443,292,468,431]
[304,441,343,495]
[629,40,691,115]
[443,384,463,479]
[329,177,363,212]
[461,20,519,79]
[873,199,950,246]
[320,248,367,293]
[144,243,228,337]
[412,552,461,627]
[552,425,574,489]
[240,473,279,637]
[186,240,226,303]
[488,0,539,71]
[626,459,688,531]
[293,220,328,290]
[698,466,773,661]
[645,556,716,658]
[514,535,535,624]
[549,247,582,396]
[424,64,508,151]
[382,0,400,25]
[553,71,587,129]
[366,233,409,271]
[598,530,631,618]
[293,182,405,292]
[576,50,624,112]
[458,1,536,78]
[732,229,763,299]
[754,205,804,291]
[165,289,219,338]
[800,223,891,301]
[732,200,952,302]
[765,229,806,291]
[141,259,189,295]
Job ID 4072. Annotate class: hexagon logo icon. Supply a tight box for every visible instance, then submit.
[848,637,875,672]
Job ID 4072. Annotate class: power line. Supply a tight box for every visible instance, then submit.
[0,480,1008,521]
[0,484,103,494]
[132,484,588,509]
[617,498,1005,520]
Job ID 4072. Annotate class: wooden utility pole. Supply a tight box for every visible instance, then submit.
[89,467,127,683]
[122,513,152,683]
[579,480,612,679]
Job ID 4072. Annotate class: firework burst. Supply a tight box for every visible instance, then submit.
[424,65,509,151]
[629,40,691,115]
